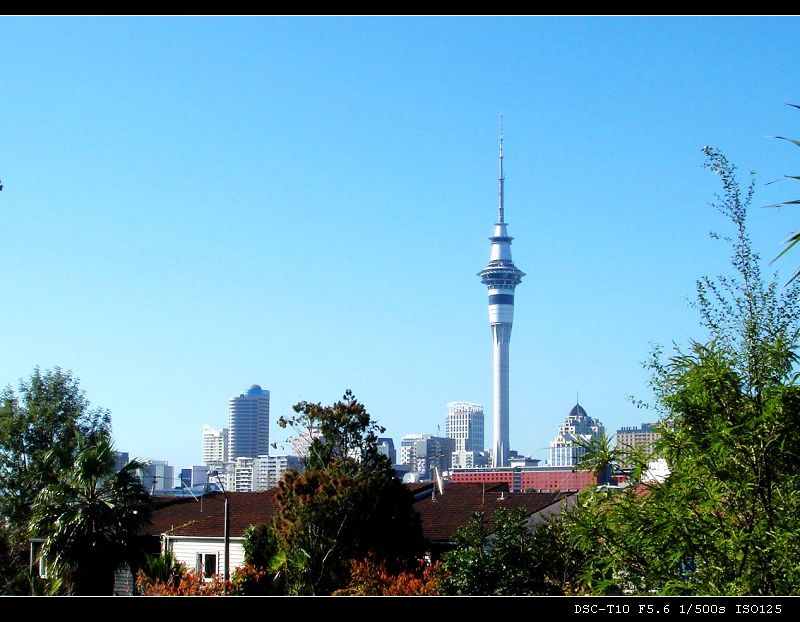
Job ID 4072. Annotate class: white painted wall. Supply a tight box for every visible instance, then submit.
[165,536,247,577]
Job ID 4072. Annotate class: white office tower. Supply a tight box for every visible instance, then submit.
[549,403,605,467]
[228,384,270,460]
[206,460,235,491]
[233,457,257,492]
[446,401,485,453]
[400,433,426,467]
[139,460,175,492]
[257,455,302,490]
[477,129,525,467]
[202,424,228,465]
[288,426,322,458]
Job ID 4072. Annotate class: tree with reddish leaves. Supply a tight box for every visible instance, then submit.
[333,555,440,596]
[269,390,424,595]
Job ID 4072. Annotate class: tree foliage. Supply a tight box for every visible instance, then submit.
[264,389,423,595]
[333,555,440,596]
[566,147,800,595]
[29,434,152,595]
[0,368,111,527]
[0,367,112,593]
[136,562,268,596]
[438,507,575,595]
[768,103,800,283]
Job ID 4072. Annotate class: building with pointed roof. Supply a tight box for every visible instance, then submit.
[548,402,605,467]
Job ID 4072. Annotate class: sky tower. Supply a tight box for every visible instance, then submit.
[477,126,525,467]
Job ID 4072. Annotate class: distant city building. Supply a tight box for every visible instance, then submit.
[643,458,670,484]
[377,437,396,464]
[202,424,228,465]
[228,385,270,460]
[616,422,661,467]
[206,460,236,492]
[288,426,322,459]
[548,403,605,468]
[450,465,597,493]
[233,457,256,492]
[414,436,455,480]
[113,451,130,473]
[191,465,209,487]
[451,449,489,470]
[180,468,192,489]
[400,434,426,467]
[139,460,175,492]
[509,454,540,468]
[445,402,484,453]
[257,454,302,490]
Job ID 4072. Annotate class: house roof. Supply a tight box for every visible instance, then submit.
[147,490,279,539]
[413,482,567,542]
[146,482,569,544]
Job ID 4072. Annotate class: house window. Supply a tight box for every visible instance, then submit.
[31,541,48,578]
[196,553,217,578]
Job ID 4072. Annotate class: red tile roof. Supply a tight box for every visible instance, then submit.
[414,482,567,542]
[146,490,279,538]
[146,483,568,544]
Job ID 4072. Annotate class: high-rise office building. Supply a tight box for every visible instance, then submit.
[377,437,397,464]
[202,424,228,465]
[478,129,525,467]
[549,403,605,467]
[400,433,426,467]
[414,436,455,479]
[233,457,257,492]
[257,454,301,490]
[139,460,175,492]
[206,460,235,492]
[446,401,485,453]
[288,426,322,458]
[228,384,270,460]
[616,422,660,467]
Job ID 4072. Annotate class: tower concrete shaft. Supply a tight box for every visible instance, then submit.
[477,131,524,467]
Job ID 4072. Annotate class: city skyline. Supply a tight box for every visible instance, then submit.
[1,17,799,470]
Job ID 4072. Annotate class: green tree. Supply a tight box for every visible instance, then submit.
[268,390,423,595]
[438,507,569,595]
[0,367,111,593]
[138,550,183,588]
[768,103,800,282]
[567,147,800,595]
[29,434,152,595]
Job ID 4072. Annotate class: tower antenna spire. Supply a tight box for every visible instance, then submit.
[498,114,505,224]
[478,116,525,468]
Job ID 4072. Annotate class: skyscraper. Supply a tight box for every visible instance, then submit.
[202,424,228,465]
[445,401,484,453]
[616,422,660,468]
[377,437,397,465]
[478,128,525,467]
[228,384,270,460]
[400,433,426,467]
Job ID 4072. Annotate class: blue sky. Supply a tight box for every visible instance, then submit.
[1,16,799,478]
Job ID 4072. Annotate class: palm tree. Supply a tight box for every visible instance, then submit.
[29,434,152,595]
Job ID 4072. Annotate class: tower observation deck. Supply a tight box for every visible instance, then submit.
[477,128,525,467]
